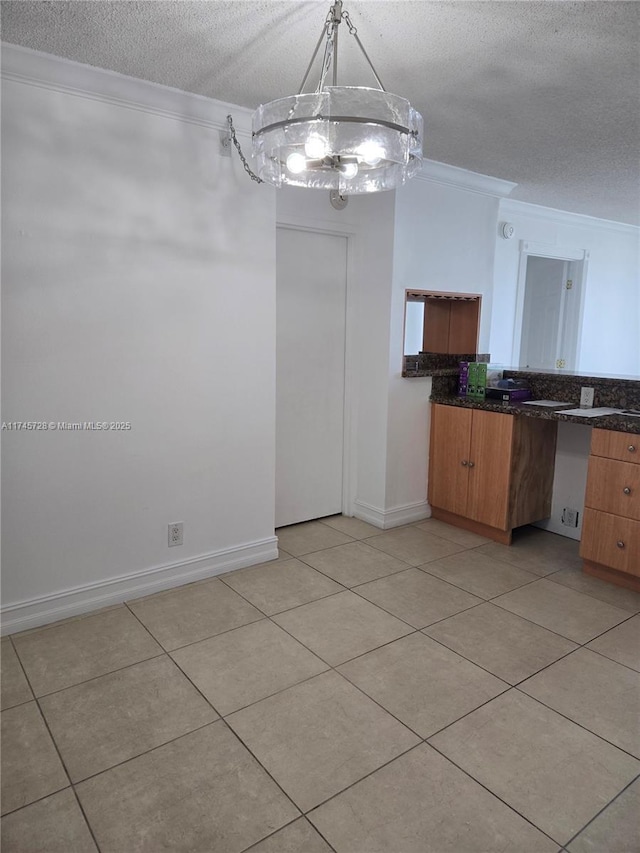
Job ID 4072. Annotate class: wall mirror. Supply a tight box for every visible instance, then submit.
[404,290,481,356]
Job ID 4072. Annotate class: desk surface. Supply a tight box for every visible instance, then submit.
[430,395,640,435]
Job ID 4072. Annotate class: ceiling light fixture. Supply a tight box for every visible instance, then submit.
[250,1,424,194]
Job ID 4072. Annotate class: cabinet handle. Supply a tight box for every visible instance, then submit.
[616,540,625,549]
[623,487,632,495]
[461,460,468,467]
[629,445,637,453]
[468,461,475,468]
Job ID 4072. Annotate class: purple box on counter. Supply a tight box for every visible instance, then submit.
[485,387,532,403]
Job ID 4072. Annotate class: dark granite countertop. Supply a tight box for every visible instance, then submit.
[402,353,490,377]
[430,395,640,435]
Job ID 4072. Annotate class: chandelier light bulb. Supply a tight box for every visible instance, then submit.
[304,134,329,160]
[286,152,307,174]
[340,161,359,179]
[358,141,384,167]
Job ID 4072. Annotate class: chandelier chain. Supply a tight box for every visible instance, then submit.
[226,115,263,183]
[317,13,337,92]
[341,10,357,35]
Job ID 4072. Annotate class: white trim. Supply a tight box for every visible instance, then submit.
[353,499,430,529]
[416,159,517,199]
[501,198,639,234]
[1,537,278,635]
[519,240,588,262]
[0,42,253,136]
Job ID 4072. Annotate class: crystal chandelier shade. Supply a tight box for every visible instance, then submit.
[251,3,424,194]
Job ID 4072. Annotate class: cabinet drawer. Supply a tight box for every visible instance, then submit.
[585,456,640,520]
[580,508,640,576]
[591,429,640,464]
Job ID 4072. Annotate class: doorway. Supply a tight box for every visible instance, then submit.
[513,242,587,371]
[275,227,348,528]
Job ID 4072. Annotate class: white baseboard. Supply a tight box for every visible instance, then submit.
[353,500,430,529]
[1,537,278,636]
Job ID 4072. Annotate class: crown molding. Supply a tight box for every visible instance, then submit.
[0,42,253,135]
[500,197,639,235]
[415,158,517,199]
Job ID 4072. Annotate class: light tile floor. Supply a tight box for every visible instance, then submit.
[1,517,639,852]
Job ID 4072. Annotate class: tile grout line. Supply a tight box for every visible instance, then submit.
[123,603,228,720]
[545,572,640,612]
[488,595,632,646]
[215,717,306,825]
[123,588,268,652]
[560,771,640,850]
[585,644,640,675]
[299,741,423,818]
[578,609,638,646]
[13,667,104,853]
[11,649,167,703]
[295,550,415,588]
[69,785,103,853]
[257,616,428,740]
[426,740,571,849]
[419,625,578,691]
[414,561,545,597]
[238,815,338,853]
[69,718,223,787]
[511,685,640,763]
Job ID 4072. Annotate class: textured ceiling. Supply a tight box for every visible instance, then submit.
[2,1,639,224]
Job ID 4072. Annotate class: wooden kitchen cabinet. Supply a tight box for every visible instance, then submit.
[428,403,557,544]
[581,428,640,590]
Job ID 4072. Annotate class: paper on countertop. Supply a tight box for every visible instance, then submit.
[555,407,623,418]
[522,400,571,407]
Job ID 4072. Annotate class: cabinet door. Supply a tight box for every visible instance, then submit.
[428,404,472,517]
[467,410,513,530]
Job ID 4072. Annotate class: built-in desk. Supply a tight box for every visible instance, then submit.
[426,369,640,590]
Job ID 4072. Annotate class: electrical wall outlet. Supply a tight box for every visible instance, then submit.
[168,522,183,547]
[562,508,579,528]
[580,387,594,408]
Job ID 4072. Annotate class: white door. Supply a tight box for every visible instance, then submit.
[519,256,567,369]
[276,227,348,527]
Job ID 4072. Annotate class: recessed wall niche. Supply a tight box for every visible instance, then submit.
[404,290,481,355]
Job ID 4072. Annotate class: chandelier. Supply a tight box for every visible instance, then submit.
[251,1,424,194]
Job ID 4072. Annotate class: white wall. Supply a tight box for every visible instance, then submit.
[492,200,640,375]
[535,422,592,541]
[385,176,506,522]
[1,47,277,632]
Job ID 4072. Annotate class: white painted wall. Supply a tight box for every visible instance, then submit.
[1,47,277,632]
[492,200,640,375]
[535,423,592,541]
[385,177,504,521]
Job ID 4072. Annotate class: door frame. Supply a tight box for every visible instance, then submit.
[511,240,590,371]
[275,219,357,519]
